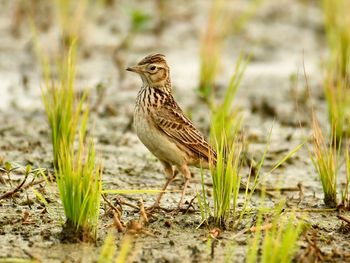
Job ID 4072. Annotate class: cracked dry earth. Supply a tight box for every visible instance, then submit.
[1,0,350,262]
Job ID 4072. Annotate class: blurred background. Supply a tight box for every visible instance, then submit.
[0,0,328,114]
[1,1,350,261]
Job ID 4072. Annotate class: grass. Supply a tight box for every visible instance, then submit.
[309,113,340,207]
[341,146,350,209]
[197,55,247,226]
[321,0,350,81]
[198,120,303,228]
[323,67,350,141]
[210,54,248,143]
[246,203,305,263]
[198,55,271,227]
[198,0,227,100]
[40,41,85,168]
[55,0,87,48]
[198,55,274,227]
[98,233,116,263]
[198,0,262,101]
[57,134,102,242]
[97,233,133,263]
[321,0,350,139]
[39,40,102,241]
[210,135,243,226]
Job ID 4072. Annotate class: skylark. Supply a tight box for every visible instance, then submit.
[127,53,216,210]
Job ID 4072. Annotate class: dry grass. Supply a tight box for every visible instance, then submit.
[309,114,340,207]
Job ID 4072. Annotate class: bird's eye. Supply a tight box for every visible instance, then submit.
[150,65,156,71]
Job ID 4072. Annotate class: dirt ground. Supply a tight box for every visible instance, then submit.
[1,0,350,262]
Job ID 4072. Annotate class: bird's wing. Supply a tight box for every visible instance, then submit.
[151,96,216,163]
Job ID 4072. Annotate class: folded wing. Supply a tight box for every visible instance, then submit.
[152,96,216,165]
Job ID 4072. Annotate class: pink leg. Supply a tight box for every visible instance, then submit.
[177,164,191,209]
[150,161,175,209]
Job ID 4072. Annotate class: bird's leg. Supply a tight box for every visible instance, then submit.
[148,161,175,211]
[177,164,191,210]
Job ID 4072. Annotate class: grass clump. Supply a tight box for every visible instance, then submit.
[309,114,340,207]
[323,68,350,141]
[40,41,102,242]
[41,41,85,168]
[198,0,227,100]
[321,0,350,81]
[210,135,243,226]
[208,56,247,226]
[341,146,350,209]
[57,135,102,242]
[97,233,133,263]
[321,0,350,139]
[55,0,87,48]
[197,55,249,227]
[198,0,262,101]
[210,54,247,142]
[247,204,305,263]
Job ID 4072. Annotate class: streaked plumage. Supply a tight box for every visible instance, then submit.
[127,53,216,210]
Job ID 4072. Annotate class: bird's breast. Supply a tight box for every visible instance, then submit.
[133,105,186,166]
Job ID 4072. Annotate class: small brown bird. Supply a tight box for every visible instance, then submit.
[127,53,216,210]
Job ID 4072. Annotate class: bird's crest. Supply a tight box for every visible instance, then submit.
[137,53,166,65]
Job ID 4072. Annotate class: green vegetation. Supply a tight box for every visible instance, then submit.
[341,146,350,208]
[40,41,102,241]
[321,0,350,139]
[198,56,246,226]
[55,0,87,47]
[97,233,133,263]
[309,114,340,207]
[210,135,243,226]
[57,135,102,241]
[247,204,305,263]
[198,0,227,100]
[97,233,116,263]
[323,68,350,141]
[321,0,350,81]
[198,55,267,227]
[210,54,247,143]
[198,0,263,100]
[40,42,85,168]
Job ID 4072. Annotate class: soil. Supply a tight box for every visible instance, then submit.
[1,0,350,262]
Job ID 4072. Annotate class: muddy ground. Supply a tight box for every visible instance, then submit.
[1,0,350,262]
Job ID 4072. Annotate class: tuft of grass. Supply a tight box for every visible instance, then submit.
[321,0,350,139]
[210,54,248,143]
[341,146,350,209]
[40,40,102,241]
[197,55,272,227]
[115,235,133,263]
[200,55,247,226]
[55,0,87,48]
[198,122,303,228]
[210,135,243,226]
[198,0,262,101]
[198,0,227,100]
[247,203,306,263]
[57,134,102,242]
[323,69,350,141]
[321,0,350,81]
[97,233,133,263]
[40,41,85,168]
[98,233,117,263]
[309,114,340,207]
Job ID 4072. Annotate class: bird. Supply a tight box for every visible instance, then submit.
[126,53,216,211]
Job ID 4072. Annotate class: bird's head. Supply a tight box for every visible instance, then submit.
[126,53,170,88]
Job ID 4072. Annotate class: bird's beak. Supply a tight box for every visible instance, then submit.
[126,65,142,73]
